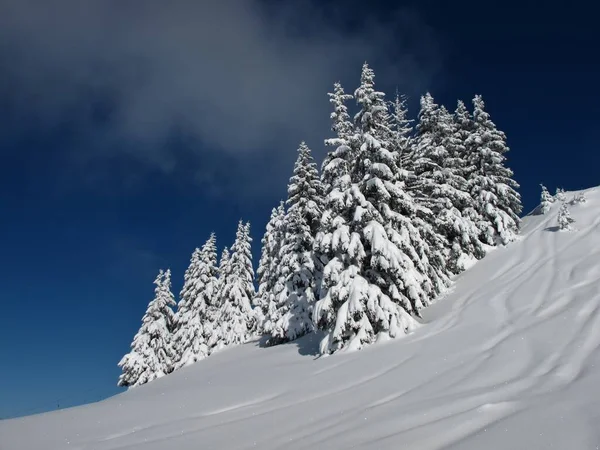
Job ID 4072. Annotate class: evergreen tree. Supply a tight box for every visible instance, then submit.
[465,95,522,245]
[540,184,553,214]
[205,247,230,352]
[412,96,484,273]
[264,142,324,344]
[118,269,176,387]
[571,192,587,204]
[322,82,354,196]
[172,234,217,370]
[389,91,414,173]
[558,202,575,231]
[314,63,432,354]
[325,82,354,150]
[253,202,286,333]
[216,221,256,348]
[555,187,567,202]
[286,142,324,236]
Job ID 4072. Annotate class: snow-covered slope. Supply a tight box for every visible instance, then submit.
[4,188,600,450]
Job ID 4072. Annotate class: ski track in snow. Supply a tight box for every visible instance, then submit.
[3,188,600,450]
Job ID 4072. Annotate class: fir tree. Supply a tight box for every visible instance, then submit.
[172,234,217,370]
[389,90,414,172]
[539,184,553,214]
[322,82,354,196]
[555,187,567,202]
[118,269,176,388]
[466,95,522,245]
[314,63,432,354]
[571,192,587,204]
[216,221,256,348]
[205,247,230,352]
[558,202,575,231]
[264,142,324,344]
[286,142,324,237]
[412,96,484,273]
[253,202,286,333]
[325,82,354,149]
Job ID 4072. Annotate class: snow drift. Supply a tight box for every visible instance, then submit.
[3,187,600,450]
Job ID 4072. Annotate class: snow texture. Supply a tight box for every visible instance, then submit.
[5,187,600,450]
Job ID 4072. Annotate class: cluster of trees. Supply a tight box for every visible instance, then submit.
[119,62,522,387]
[539,184,586,231]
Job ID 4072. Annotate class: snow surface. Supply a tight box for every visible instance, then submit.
[3,187,600,449]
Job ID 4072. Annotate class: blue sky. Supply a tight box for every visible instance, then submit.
[0,0,597,418]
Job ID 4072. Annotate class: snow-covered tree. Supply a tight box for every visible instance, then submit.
[215,221,256,348]
[539,184,553,214]
[118,269,176,388]
[389,91,414,172]
[286,142,324,236]
[205,247,230,352]
[571,192,587,204]
[325,82,354,149]
[322,82,354,195]
[411,97,485,273]
[263,143,324,344]
[555,188,567,202]
[265,207,316,344]
[465,95,522,245]
[172,234,218,370]
[314,63,435,354]
[253,202,286,333]
[558,202,575,231]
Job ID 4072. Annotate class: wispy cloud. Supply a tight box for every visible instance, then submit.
[0,0,442,188]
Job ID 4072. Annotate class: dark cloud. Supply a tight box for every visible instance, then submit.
[0,0,442,180]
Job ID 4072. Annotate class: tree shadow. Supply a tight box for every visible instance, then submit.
[290,331,326,357]
[255,331,325,358]
[543,226,560,232]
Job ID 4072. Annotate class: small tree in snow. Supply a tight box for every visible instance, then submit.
[558,202,575,231]
[571,192,586,205]
[118,269,176,388]
[172,234,218,370]
[555,187,567,202]
[540,184,554,214]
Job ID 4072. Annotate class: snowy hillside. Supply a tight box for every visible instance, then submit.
[3,187,600,450]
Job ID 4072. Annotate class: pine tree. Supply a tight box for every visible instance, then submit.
[205,247,230,352]
[466,95,522,245]
[172,234,217,370]
[118,269,176,387]
[558,202,575,231]
[253,202,286,333]
[264,142,324,344]
[314,63,432,354]
[216,221,256,348]
[540,184,553,214]
[555,188,567,202]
